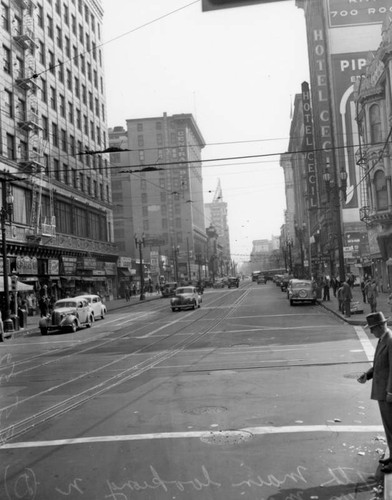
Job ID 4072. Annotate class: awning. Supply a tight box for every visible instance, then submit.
[118,269,131,277]
[0,277,34,292]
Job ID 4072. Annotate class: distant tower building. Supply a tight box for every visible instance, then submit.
[108,113,207,282]
[204,179,231,263]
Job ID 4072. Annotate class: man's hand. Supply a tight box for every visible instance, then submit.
[357,373,368,384]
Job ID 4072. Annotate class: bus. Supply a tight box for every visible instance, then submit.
[252,268,286,282]
[251,271,262,282]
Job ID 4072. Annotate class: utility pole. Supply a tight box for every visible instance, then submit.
[134,234,145,300]
[1,177,15,339]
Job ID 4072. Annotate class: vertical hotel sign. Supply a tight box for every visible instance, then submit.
[301,82,317,210]
[306,1,335,184]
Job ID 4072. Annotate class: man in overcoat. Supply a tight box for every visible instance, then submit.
[358,312,392,473]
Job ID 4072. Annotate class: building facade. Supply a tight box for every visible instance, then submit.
[355,18,392,290]
[204,178,231,265]
[109,113,207,285]
[0,0,117,304]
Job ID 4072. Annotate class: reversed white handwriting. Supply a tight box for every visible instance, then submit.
[105,465,221,499]
[321,467,369,487]
[0,354,14,385]
[232,466,308,489]
[55,478,84,496]
[4,465,38,500]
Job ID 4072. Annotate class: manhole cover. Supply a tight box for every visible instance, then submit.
[344,372,363,379]
[200,430,253,446]
[184,406,227,415]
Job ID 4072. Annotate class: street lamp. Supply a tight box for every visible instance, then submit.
[134,233,145,300]
[1,180,15,340]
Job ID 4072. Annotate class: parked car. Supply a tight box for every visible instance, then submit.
[39,298,94,335]
[170,286,202,311]
[287,279,317,306]
[75,294,106,320]
[161,282,178,298]
[257,274,266,284]
[213,278,225,288]
[228,276,240,288]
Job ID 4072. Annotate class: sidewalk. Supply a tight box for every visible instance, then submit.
[318,285,391,326]
[2,292,162,340]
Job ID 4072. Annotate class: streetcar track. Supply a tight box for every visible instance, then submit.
[0,289,250,444]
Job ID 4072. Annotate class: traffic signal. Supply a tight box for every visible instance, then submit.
[202,0,279,12]
[11,275,18,292]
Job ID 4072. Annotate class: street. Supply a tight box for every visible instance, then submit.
[0,281,385,500]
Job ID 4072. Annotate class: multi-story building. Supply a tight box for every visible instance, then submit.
[204,179,231,265]
[289,0,389,282]
[355,18,392,290]
[0,0,117,307]
[108,112,207,284]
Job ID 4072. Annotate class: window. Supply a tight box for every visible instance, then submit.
[370,103,382,144]
[43,153,49,176]
[73,45,78,66]
[38,41,45,64]
[63,164,69,185]
[50,87,57,110]
[14,56,23,79]
[90,121,95,140]
[17,98,25,121]
[66,69,72,90]
[13,15,22,35]
[72,169,77,188]
[93,70,98,88]
[137,123,143,132]
[71,14,76,35]
[42,115,48,140]
[76,109,81,129]
[69,135,75,155]
[47,15,53,38]
[40,78,47,102]
[138,136,144,147]
[83,115,88,135]
[55,0,61,15]
[87,62,91,81]
[68,102,74,123]
[64,4,69,25]
[88,91,93,110]
[79,172,84,191]
[56,26,62,49]
[375,170,388,211]
[3,45,11,73]
[61,130,67,152]
[80,55,85,74]
[1,3,9,31]
[53,158,60,181]
[4,89,12,118]
[48,50,55,73]
[59,94,65,117]
[52,123,58,147]
[141,193,147,204]
[95,98,99,117]
[65,36,70,57]
[74,77,80,97]
[85,33,90,50]
[58,60,64,82]
[6,133,15,159]
[96,126,101,145]
[82,84,86,104]
[37,4,43,28]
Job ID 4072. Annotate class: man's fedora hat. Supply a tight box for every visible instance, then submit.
[365,311,389,329]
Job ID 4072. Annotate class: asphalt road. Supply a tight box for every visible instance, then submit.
[0,281,385,500]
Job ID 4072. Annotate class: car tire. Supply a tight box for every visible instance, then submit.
[86,315,93,328]
[40,327,48,335]
[101,309,106,319]
[172,307,176,312]
[69,321,77,333]
[192,301,196,310]
[198,303,201,308]
[290,299,294,306]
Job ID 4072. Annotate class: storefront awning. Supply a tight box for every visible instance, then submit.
[0,277,34,292]
[118,269,132,277]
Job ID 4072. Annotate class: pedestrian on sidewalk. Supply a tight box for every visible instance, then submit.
[341,281,352,317]
[366,279,378,313]
[361,279,367,303]
[322,276,330,301]
[357,312,392,473]
[337,283,344,312]
[331,277,338,297]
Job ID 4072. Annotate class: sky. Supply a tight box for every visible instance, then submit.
[101,0,310,264]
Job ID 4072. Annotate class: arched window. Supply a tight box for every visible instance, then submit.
[369,103,382,144]
[374,170,388,210]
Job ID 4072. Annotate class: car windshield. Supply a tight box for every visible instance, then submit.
[292,282,311,289]
[54,301,76,309]
[176,288,193,294]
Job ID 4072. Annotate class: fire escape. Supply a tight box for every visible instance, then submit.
[12,0,55,242]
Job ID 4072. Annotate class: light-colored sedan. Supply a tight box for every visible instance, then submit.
[288,279,317,306]
[75,294,107,320]
[170,286,202,311]
[39,298,94,335]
